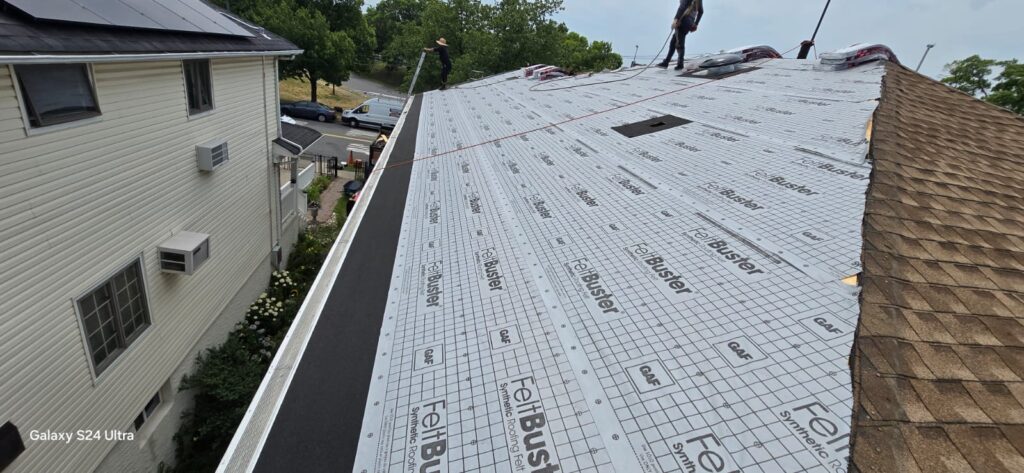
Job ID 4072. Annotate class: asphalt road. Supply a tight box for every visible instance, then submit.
[290,118,382,161]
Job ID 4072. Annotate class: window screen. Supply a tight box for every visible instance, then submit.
[184,59,214,115]
[14,64,100,128]
[77,260,151,374]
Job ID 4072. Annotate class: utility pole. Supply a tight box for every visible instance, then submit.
[798,0,831,60]
[916,44,936,72]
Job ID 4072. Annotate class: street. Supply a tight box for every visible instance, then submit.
[291,118,382,162]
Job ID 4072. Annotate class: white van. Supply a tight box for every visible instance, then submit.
[342,97,404,129]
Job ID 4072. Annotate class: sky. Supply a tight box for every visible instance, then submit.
[364,0,1022,79]
[556,0,1022,78]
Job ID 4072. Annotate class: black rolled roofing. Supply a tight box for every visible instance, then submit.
[0,1,298,55]
[275,123,323,155]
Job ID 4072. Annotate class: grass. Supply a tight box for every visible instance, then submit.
[279,77,368,110]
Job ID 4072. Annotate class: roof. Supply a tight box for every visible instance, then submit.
[0,1,298,58]
[224,57,889,472]
[275,123,323,156]
[850,63,1024,472]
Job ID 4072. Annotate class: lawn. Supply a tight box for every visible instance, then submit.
[279,77,368,110]
[365,62,407,89]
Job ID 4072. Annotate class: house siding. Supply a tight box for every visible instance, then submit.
[0,57,281,472]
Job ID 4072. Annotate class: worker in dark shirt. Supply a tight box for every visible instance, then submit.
[657,0,704,70]
[424,37,453,90]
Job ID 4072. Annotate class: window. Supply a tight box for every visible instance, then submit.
[183,59,213,115]
[356,105,370,114]
[14,64,100,128]
[76,259,151,375]
[133,391,161,431]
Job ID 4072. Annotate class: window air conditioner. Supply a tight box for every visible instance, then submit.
[196,138,229,171]
[158,231,210,275]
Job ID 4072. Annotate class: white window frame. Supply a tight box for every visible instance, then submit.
[9,63,104,136]
[181,59,216,119]
[72,255,154,381]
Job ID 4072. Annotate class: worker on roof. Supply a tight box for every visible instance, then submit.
[657,0,704,70]
[424,38,453,90]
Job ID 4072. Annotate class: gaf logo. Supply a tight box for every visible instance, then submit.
[624,243,697,303]
[419,261,444,312]
[475,247,505,297]
[794,229,831,245]
[460,161,470,174]
[564,257,623,321]
[712,335,767,369]
[488,325,522,352]
[624,357,675,395]
[777,399,850,471]
[537,153,555,166]
[568,185,599,208]
[429,168,440,182]
[750,170,821,196]
[683,227,770,282]
[413,343,445,371]
[700,182,766,211]
[800,310,855,341]
[667,429,741,473]
[506,161,521,174]
[407,398,449,473]
[498,376,561,473]
[527,194,554,220]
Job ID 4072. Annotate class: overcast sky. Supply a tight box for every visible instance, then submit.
[557,0,1021,78]
[363,0,1021,78]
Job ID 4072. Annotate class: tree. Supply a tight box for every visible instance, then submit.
[988,60,1024,115]
[367,0,427,60]
[259,2,356,102]
[943,55,1024,115]
[298,0,376,72]
[942,55,998,97]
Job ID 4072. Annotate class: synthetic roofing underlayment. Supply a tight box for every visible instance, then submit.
[339,60,883,472]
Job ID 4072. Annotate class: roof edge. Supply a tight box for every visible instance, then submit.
[0,50,303,64]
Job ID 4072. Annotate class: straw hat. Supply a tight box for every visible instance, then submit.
[436,37,448,46]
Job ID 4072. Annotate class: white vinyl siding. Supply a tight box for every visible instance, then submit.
[0,57,278,472]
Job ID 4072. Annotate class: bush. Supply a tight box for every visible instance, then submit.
[305,175,333,205]
[172,233,336,471]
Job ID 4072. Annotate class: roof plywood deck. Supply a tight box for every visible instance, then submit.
[337,61,884,472]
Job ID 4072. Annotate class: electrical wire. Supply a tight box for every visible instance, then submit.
[370,42,804,174]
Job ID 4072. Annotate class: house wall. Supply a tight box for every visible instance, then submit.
[0,56,286,472]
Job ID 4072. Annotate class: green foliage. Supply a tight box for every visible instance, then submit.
[988,60,1024,115]
[173,227,341,471]
[942,55,998,97]
[305,175,333,205]
[333,191,349,225]
[381,0,622,92]
[943,55,1024,115]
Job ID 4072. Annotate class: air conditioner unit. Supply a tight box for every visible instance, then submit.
[196,138,229,172]
[158,231,210,275]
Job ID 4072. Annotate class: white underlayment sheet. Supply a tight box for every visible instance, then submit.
[354,61,884,472]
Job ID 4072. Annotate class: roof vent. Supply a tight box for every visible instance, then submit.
[725,45,782,62]
[699,54,744,76]
[816,43,900,71]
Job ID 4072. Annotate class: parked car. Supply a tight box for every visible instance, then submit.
[281,101,338,122]
[341,98,403,129]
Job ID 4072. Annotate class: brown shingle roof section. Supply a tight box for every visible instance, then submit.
[851,63,1024,472]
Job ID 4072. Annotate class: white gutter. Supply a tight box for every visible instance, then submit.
[0,49,303,64]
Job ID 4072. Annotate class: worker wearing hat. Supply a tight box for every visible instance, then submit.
[424,38,453,90]
[658,0,704,70]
